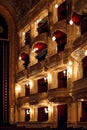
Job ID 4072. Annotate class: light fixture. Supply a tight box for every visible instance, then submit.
[44,107,48,113]
[52,36,56,41]
[69,20,73,25]
[19,56,22,60]
[26,109,30,114]
[69,61,72,66]
[22,32,25,36]
[32,48,38,53]
[85,50,87,56]
[15,84,21,93]
[55,4,58,8]
[44,74,48,82]
[63,70,67,76]
[35,19,42,24]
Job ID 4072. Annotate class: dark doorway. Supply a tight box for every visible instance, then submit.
[57,104,67,128]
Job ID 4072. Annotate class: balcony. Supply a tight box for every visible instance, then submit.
[72,32,87,51]
[15,70,25,82]
[29,92,48,105]
[51,20,67,34]
[17,121,53,128]
[17,92,48,106]
[16,96,29,106]
[47,53,62,68]
[71,77,87,99]
[28,62,42,76]
[48,88,71,103]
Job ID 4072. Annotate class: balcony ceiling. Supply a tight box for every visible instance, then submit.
[0,0,40,21]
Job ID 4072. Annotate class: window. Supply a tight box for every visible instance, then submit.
[38,78,48,93]
[25,84,30,96]
[58,70,67,88]
[37,16,49,34]
[53,30,67,53]
[38,107,48,122]
[80,102,87,122]
[25,30,31,45]
[25,109,30,122]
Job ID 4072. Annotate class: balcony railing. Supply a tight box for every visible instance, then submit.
[16,53,63,81]
[16,96,29,106]
[28,62,42,76]
[71,77,87,99]
[17,121,53,128]
[15,70,25,82]
[47,53,62,68]
[48,88,71,103]
[72,32,87,51]
[29,92,48,105]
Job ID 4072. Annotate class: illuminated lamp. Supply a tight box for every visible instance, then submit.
[20,52,29,68]
[71,12,84,25]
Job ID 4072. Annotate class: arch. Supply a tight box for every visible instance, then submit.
[32,41,47,61]
[0,2,18,124]
[52,30,67,53]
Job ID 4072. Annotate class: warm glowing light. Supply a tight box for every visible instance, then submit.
[55,4,58,8]
[19,56,22,60]
[44,74,48,82]
[52,36,56,41]
[69,20,73,25]
[63,70,67,76]
[15,84,21,93]
[32,48,38,53]
[44,107,48,113]
[22,32,25,36]
[67,66,72,77]
[69,61,72,66]
[26,109,30,114]
[35,19,42,24]
[80,99,84,101]
[85,50,87,56]
[47,73,52,83]
[29,80,33,89]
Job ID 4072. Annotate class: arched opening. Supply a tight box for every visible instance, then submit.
[32,42,47,62]
[0,14,9,125]
[0,2,17,125]
[53,30,67,53]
